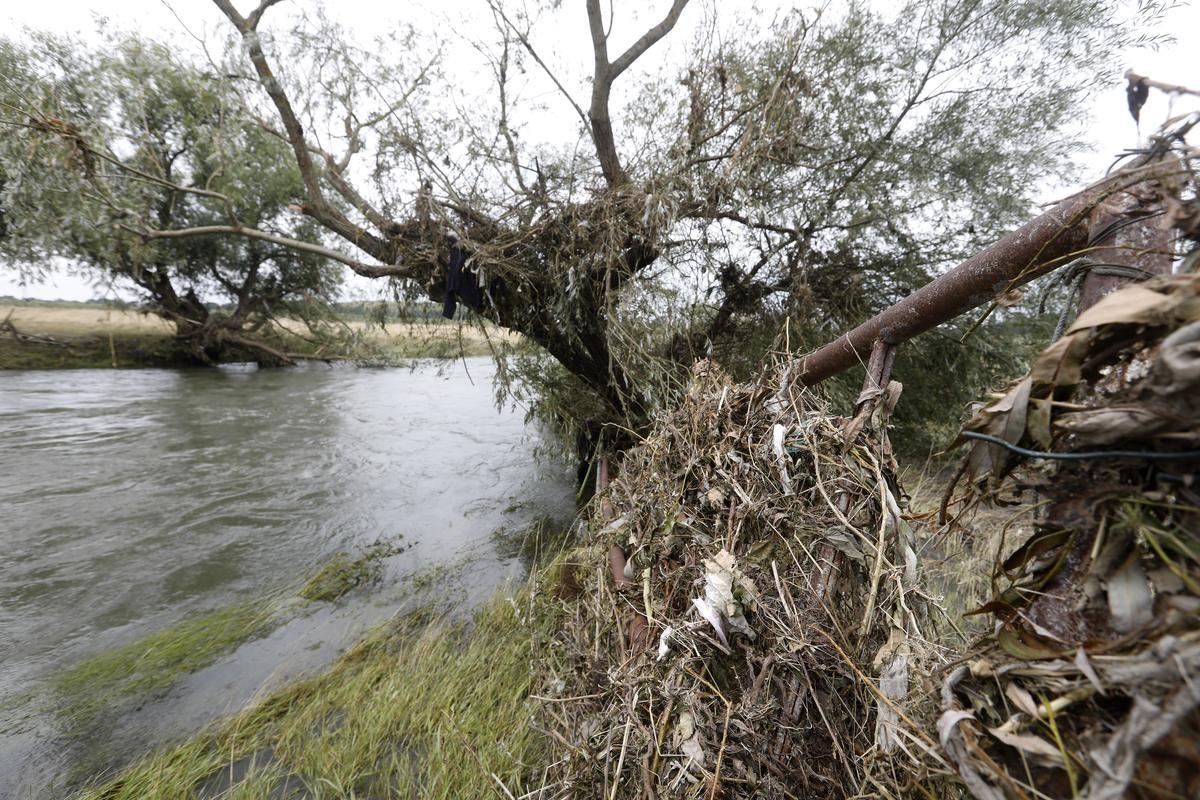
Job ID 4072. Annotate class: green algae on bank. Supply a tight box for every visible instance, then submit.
[55,541,415,724]
[297,541,406,603]
[74,575,569,800]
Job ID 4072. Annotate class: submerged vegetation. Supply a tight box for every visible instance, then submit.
[76,578,566,800]
[55,603,275,723]
[297,541,406,603]
[55,541,409,727]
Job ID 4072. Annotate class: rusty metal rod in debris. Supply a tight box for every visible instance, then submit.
[794,168,1160,387]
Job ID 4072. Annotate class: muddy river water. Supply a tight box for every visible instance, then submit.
[0,359,575,798]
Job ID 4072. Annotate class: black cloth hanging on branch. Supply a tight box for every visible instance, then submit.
[442,243,482,319]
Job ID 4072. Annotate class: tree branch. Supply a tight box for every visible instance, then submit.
[609,0,691,79]
[211,0,391,264]
[487,0,589,131]
[585,0,691,187]
[495,35,529,195]
[121,223,414,278]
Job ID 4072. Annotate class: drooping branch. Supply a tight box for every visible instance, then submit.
[121,223,414,278]
[585,0,691,187]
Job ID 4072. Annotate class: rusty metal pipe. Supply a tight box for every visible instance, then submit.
[794,168,1162,387]
[1078,185,1174,311]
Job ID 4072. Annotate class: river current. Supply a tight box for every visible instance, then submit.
[0,359,575,798]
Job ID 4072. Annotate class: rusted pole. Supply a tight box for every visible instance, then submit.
[794,166,1166,387]
[1078,183,1174,311]
[854,339,898,413]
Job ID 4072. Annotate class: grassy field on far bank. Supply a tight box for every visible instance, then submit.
[0,302,521,369]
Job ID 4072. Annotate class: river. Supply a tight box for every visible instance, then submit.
[0,359,575,798]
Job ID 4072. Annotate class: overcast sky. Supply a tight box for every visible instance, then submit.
[2,0,1198,301]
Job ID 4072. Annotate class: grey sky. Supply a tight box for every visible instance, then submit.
[2,0,1197,301]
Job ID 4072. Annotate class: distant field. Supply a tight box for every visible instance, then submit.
[1,305,174,337]
[1,303,522,366]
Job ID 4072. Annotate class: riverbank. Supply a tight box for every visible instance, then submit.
[61,460,993,800]
[73,560,574,799]
[0,302,519,369]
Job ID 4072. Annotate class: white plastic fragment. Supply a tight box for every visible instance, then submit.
[1107,557,1154,633]
[657,625,675,661]
[691,598,729,649]
[692,549,757,650]
[772,423,793,495]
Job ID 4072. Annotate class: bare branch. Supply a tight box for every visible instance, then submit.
[586,0,692,186]
[321,156,399,235]
[211,0,391,263]
[609,0,690,79]
[246,0,285,31]
[494,33,528,194]
[692,207,798,237]
[487,0,589,131]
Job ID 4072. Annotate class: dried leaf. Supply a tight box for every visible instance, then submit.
[1067,284,1176,333]
[1055,405,1168,445]
[743,537,776,565]
[1002,529,1072,574]
[1075,647,1106,694]
[824,525,866,564]
[997,626,1063,660]
[1001,377,1033,447]
[1070,283,1190,333]
[1004,683,1040,717]
[1157,320,1200,387]
[937,710,977,750]
[1027,397,1054,448]
[875,652,909,754]
[987,727,1067,766]
[672,710,706,775]
[1147,566,1184,595]
[1030,331,1091,390]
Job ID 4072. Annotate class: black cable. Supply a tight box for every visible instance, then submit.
[960,430,1200,462]
[1084,208,1167,248]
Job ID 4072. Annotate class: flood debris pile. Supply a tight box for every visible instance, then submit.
[531,274,1200,799]
[534,359,958,798]
[940,273,1200,799]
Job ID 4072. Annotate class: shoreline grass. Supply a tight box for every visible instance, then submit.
[75,570,567,800]
[54,603,278,725]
